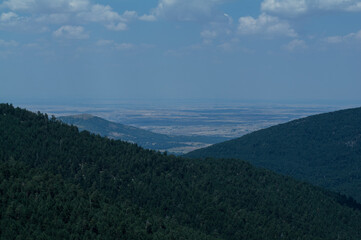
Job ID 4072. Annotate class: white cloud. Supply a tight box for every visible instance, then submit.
[35,13,70,24]
[1,0,35,12]
[223,13,233,24]
[0,39,18,47]
[261,0,361,16]
[77,5,137,31]
[0,12,18,21]
[218,38,240,51]
[345,2,361,11]
[121,11,138,21]
[324,30,361,43]
[115,43,134,50]
[198,13,235,46]
[0,11,26,29]
[149,0,227,21]
[261,0,308,16]
[1,0,138,32]
[238,13,297,37]
[24,42,40,48]
[325,36,344,43]
[200,30,218,44]
[105,22,127,31]
[139,14,157,22]
[96,39,114,46]
[283,39,307,51]
[1,0,90,13]
[77,4,121,23]
[353,30,361,39]
[95,40,154,51]
[201,30,217,39]
[53,25,89,39]
[317,0,361,11]
[67,0,89,12]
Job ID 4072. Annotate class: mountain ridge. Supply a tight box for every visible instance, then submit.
[186,106,361,202]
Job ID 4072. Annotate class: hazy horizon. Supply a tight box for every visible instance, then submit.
[3,96,361,107]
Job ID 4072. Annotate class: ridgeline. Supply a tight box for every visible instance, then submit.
[186,106,361,202]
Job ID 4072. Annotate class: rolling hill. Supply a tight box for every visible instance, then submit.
[2,103,361,239]
[58,114,227,154]
[186,106,361,202]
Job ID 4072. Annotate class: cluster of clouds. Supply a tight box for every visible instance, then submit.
[325,30,361,43]
[212,0,361,51]
[53,25,88,39]
[283,39,307,51]
[261,0,361,16]
[149,0,225,21]
[237,13,297,37]
[238,0,361,37]
[1,0,360,49]
[1,0,90,12]
[0,0,154,39]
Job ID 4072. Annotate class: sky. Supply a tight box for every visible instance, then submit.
[1,0,361,104]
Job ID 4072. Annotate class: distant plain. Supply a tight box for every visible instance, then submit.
[17,100,356,140]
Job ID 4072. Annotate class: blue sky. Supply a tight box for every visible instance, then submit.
[1,0,361,103]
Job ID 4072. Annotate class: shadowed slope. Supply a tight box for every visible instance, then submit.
[186,106,361,202]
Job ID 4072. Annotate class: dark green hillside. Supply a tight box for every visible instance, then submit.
[58,114,226,154]
[1,103,361,239]
[186,106,361,202]
[0,161,216,240]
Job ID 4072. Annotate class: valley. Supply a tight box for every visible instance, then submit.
[16,100,351,153]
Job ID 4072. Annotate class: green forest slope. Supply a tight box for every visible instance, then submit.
[1,103,361,239]
[0,161,216,240]
[186,107,361,202]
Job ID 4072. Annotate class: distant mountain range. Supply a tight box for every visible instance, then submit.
[2,103,361,239]
[58,114,228,154]
[186,106,361,202]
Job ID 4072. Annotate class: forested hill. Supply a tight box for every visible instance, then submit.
[58,114,227,154]
[2,103,361,239]
[186,106,361,202]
